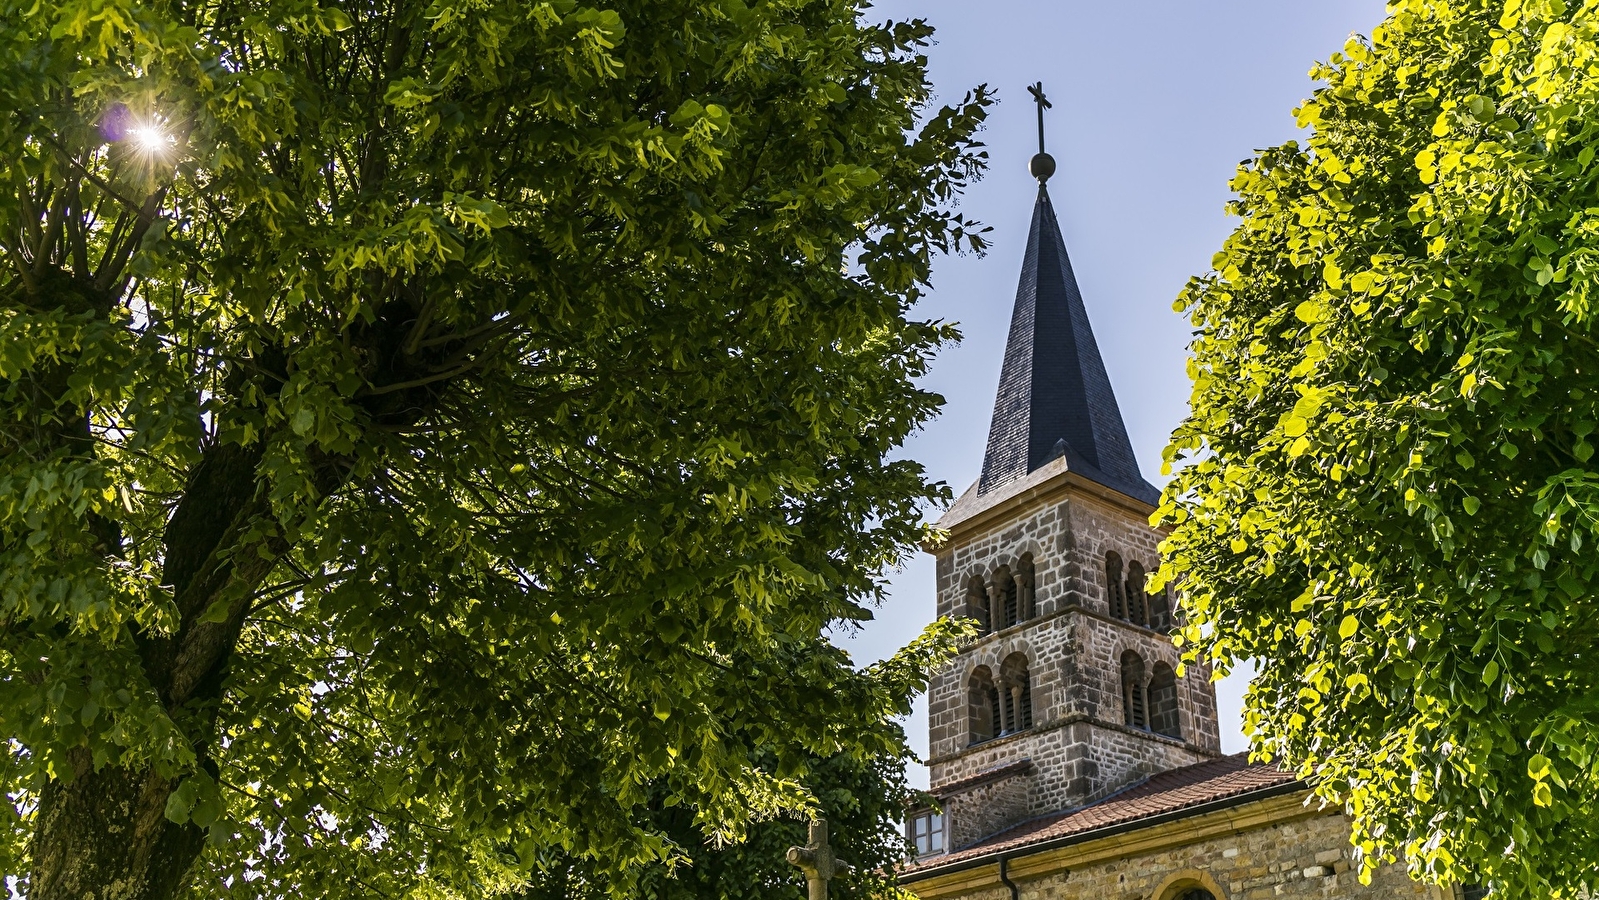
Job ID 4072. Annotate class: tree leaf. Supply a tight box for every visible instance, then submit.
[1339,615,1360,640]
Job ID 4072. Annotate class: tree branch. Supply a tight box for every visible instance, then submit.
[66,177,90,276]
[34,189,66,278]
[2,240,40,296]
[97,187,168,294]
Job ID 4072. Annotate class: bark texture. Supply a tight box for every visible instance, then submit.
[27,443,274,900]
[29,763,207,900]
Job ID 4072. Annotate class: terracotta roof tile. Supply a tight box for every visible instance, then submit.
[906,754,1299,874]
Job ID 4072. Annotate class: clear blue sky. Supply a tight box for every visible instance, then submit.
[831,0,1390,788]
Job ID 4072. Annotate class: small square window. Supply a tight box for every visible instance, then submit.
[907,809,945,857]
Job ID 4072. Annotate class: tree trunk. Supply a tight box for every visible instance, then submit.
[28,758,206,900]
[26,442,277,900]
[17,270,211,898]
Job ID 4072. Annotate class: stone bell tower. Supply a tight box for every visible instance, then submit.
[922,103,1221,851]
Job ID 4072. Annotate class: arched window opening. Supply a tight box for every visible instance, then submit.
[1126,560,1148,627]
[965,574,991,633]
[1155,874,1224,900]
[967,667,1001,745]
[1150,662,1181,739]
[999,653,1033,734]
[1120,650,1148,730]
[1150,582,1173,633]
[1105,552,1125,621]
[991,566,1017,630]
[1016,553,1036,622]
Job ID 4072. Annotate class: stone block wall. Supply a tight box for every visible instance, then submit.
[940,770,1037,849]
[937,717,1218,848]
[928,480,1223,847]
[928,611,1219,758]
[1000,811,1435,900]
[1045,493,1165,620]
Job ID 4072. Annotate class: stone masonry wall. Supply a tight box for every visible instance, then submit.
[941,771,1037,849]
[939,718,1215,848]
[939,811,1434,900]
[928,610,1217,763]
[928,482,1224,848]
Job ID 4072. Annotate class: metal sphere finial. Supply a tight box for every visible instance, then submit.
[1030,152,1056,184]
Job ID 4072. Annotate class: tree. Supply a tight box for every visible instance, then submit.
[1155,1,1599,896]
[515,630,958,900]
[0,0,989,895]
[521,746,917,900]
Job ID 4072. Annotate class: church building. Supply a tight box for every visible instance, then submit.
[899,124,1454,900]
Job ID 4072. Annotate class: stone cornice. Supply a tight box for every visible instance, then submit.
[958,602,1179,657]
[926,463,1161,553]
[928,711,1218,772]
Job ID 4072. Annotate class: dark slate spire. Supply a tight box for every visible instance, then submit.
[976,185,1161,506]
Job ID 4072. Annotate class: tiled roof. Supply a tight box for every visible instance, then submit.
[976,186,1161,506]
[906,755,1300,876]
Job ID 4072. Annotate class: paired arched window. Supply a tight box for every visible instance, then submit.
[1105,552,1173,633]
[1126,560,1148,627]
[967,654,1035,745]
[1105,552,1126,621]
[1122,651,1182,739]
[1015,554,1035,623]
[962,555,1038,634]
[993,566,1016,631]
[1120,650,1148,729]
[967,666,1000,744]
[1000,653,1033,733]
[965,574,991,633]
[1150,662,1181,739]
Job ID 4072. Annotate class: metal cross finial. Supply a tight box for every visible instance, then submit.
[1026,81,1052,154]
[787,819,851,900]
[1025,82,1057,184]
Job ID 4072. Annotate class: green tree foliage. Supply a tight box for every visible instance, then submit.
[1156,1,1599,895]
[520,749,914,900]
[0,0,989,895]
[516,632,957,900]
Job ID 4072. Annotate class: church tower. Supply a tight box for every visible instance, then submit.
[921,95,1221,852]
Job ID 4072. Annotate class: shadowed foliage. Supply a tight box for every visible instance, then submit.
[514,635,960,900]
[0,0,989,896]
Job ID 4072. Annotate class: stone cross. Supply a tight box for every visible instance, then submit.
[787,818,850,900]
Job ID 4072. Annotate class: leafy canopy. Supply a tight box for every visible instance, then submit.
[0,0,988,895]
[516,627,965,900]
[1157,1,1599,896]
